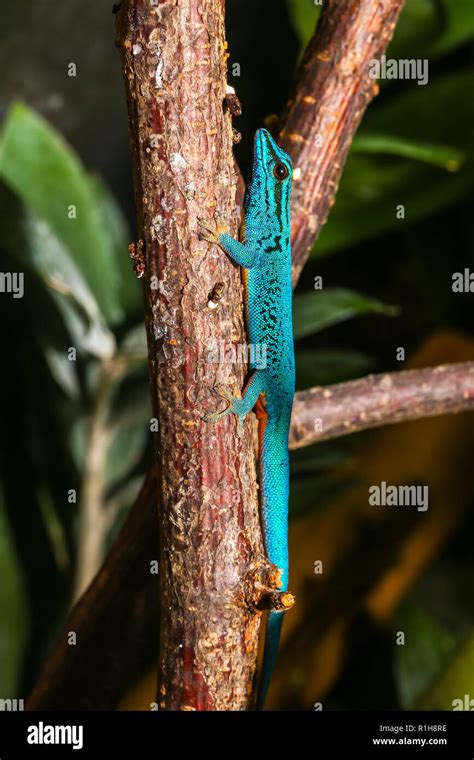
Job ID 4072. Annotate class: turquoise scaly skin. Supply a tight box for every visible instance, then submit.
[199,129,295,709]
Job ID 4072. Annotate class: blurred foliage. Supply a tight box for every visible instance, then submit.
[419,633,474,709]
[317,72,474,254]
[0,103,149,696]
[295,349,373,390]
[0,0,472,710]
[0,495,26,695]
[288,1,474,255]
[0,103,141,323]
[394,605,457,708]
[287,3,474,673]
[293,289,397,339]
[288,0,474,57]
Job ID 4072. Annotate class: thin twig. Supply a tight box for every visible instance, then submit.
[290,363,474,449]
[73,359,126,601]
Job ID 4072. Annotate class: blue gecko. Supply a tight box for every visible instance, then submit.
[199,128,295,709]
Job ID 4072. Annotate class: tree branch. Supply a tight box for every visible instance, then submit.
[290,363,474,449]
[73,358,127,601]
[115,0,274,711]
[282,0,406,282]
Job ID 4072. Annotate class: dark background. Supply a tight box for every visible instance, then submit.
[0,0,473,710]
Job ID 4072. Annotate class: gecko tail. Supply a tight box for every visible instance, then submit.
[255,610,284,710]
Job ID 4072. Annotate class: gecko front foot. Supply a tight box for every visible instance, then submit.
[203,385,246,434]
[198,213,229,244]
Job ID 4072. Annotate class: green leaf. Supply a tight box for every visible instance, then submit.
[386,0,441,60]
[104,475,145,551]
[105,396,150,492]
[118,323,148,364]
[293,289,397,339]
[364,72,474,150]
[0,183,116,361]
[393,605,456,709]
[72,390,150,493]
[427,0,474,56]
[287,0,321,50]
[105,424,148,493]
[418,631,474,710]
[0,102,123,323]
[43,346,81,400]
[296,349,373,389]
[0,493,27,696]
[351,133,465,172]
[24,214,116,359]
[317,72,474,254]
[385,0,474,61]
[37,487,71,575]
[70,415,92,475]
[105,475,145,521]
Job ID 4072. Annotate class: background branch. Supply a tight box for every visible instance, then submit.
[73,358,127,601]
[283,0,406,282]
[290,363,474,449]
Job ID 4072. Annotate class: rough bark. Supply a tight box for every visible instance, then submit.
[115,0,274,711]
[282,0,406,282]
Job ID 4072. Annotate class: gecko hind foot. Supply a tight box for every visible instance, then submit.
[203,386,246,433]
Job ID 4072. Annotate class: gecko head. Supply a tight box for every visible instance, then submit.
[253,128,293,186]
[246,129,293,230]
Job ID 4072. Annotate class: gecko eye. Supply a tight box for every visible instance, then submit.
[273,163,289,180]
